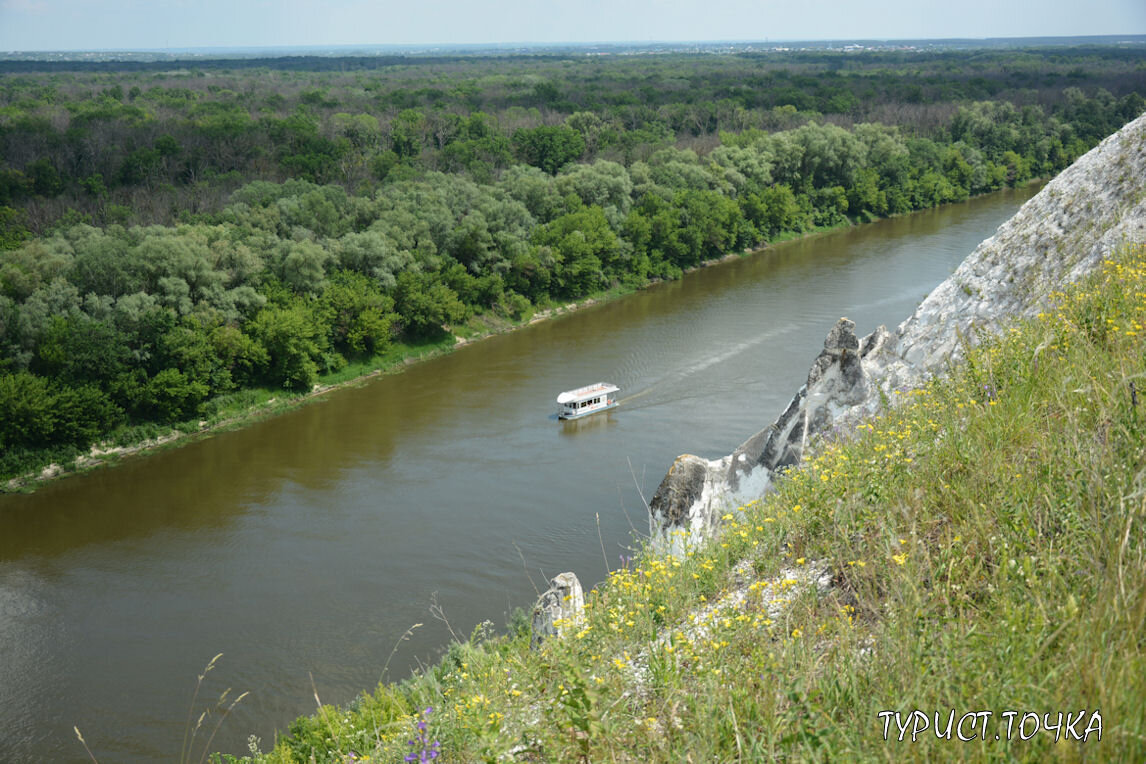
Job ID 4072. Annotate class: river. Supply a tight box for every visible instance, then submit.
[0,184,1040,762]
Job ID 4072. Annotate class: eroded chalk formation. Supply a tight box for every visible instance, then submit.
[649,110,1146,546]
[530,571,585,649]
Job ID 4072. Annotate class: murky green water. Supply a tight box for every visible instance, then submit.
[0,185,1040,762]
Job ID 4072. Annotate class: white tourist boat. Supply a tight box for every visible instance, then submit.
[556,382,620,420]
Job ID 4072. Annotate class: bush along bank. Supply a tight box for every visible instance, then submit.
[235,240,1145,762]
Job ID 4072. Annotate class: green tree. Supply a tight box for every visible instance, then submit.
[333,231,415,290]
[807,185,849,227]
[565,111,605,157]
[0,207,32,251]
[392,270,468,338]
[119,147,161,187]
[209,324,268,389]
[506,246,555,302]
[845,168,887,217]
[792,122,866,189]
[156,318,233,394]
[0,169,31,206]
[25,158,64,197]
[69,227,144,298]
[390,109,428,160]
[279,239,332,294]
[673,190,748,266]
[555,160,634,225]
[332,113,382,151]
[247,302,325,390]
[624,194,687,276]
[533,206,624,296]
[498,165,565,224]
[512,125,586,175]
[317,271,397,356]
[50,382,123,445]
[743,184,804,238]
[0,371,56,448]
[1000,150,1033,185]
[34,315,130,388]
[143,368,209,422]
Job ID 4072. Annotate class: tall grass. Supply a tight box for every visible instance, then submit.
[75,653,249,764]
[251,242,1146,763]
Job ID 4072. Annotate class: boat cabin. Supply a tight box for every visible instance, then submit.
[556,382,620,420]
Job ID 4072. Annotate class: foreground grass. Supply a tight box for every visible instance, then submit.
[227,242,1146,763]
[232,245,1146,764]
[237,242,1146,762]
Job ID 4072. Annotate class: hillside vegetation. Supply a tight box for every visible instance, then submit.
[233,239,1146,762]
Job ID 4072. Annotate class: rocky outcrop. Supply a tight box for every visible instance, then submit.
[530,572,585,649]
[650,110,1146,544]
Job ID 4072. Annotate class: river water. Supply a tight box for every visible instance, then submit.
[0,185,1039,762]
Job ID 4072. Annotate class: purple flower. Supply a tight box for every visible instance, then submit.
[404,706,441,762]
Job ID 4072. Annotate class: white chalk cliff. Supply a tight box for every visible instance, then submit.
[648,111,1146,545]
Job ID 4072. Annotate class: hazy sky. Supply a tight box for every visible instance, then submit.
[2,0,1145,52]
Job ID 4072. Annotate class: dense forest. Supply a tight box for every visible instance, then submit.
[2,44,1145,479]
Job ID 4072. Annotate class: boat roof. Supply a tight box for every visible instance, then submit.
[557,382,620,404]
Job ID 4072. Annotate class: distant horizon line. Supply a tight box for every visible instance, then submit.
[5,33,1146,57]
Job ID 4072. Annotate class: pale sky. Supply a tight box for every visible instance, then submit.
[2,0,1145,52]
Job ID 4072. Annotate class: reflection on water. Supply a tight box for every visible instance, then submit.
[0,185,1041,763]
[559,411,620,436]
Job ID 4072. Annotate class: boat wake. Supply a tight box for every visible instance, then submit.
[677,322,799,377]
[617,322,799,411]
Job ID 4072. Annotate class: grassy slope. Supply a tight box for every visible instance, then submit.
[241,239,1146,763]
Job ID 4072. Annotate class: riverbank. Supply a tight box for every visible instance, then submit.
[251,238,1146,763]
[1,286,619,492]
[0,207,878,495]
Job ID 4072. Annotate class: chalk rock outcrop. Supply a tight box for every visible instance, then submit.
[650,110,1146,544]
[530,571,585,649]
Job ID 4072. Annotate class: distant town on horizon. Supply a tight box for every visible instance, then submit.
[4,33,1146,63]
